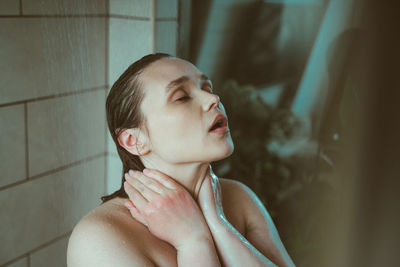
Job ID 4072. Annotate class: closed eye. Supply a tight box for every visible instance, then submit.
[176,95,190,102]
[174,84,213,102]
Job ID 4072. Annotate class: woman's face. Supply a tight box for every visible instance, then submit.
[139,57,234,164]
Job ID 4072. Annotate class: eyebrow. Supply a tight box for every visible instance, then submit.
[165,74,210,95]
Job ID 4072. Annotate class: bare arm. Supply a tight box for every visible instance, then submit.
[207,215,278,267]
[197,168,296,267]
[210,216,296,267]
[237,181,296,267]
[176,236,221,267]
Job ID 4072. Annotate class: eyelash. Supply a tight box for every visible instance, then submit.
[175,86,213,102]
[176,96,190,102]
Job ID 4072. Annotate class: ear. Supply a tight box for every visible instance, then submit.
[117,128,151,156]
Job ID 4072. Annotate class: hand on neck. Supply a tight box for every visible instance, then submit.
[142,158,211,201]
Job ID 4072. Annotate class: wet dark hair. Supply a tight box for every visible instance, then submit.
[100,52,172,204]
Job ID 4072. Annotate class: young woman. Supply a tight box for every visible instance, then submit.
[67,53,295,267]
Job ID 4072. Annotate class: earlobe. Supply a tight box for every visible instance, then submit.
[117,129,150,156]
[137,142,151,155]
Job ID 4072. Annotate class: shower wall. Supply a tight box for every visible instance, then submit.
[0,0,180,266]
[106,0,179,196]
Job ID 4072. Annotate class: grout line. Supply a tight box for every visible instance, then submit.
[0,14,150,20]
[0,152,106,191]
[19,0,22,15]
[104,89,108,195]
[105,0,109,88]
[1,231,73,267]
[0,85,106,108]
[104,152,108,196]
[104,87,108,196]
[0,14,106,18]
[105,0,110,196]
[177,0,181,56]
[29,230,73,255]
[106,151,119,157]
[1,254,28,267]
[108,14,150,21]
[152,0,156,52]
[155,17,178,21]
[24,103,29,180]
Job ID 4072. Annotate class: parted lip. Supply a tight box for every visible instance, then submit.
[208,113,228,131]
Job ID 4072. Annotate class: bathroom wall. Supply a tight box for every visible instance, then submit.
[106,0,179,196]
[0,0,180,266]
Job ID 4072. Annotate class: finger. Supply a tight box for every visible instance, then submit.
[124,200,148,227]
[143,168,178,190]
[125,173,155,201]
[128,170,165,194]
[123,180,148,207]
[197,174,214,206]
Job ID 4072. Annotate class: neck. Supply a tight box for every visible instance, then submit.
[141,158,211,201]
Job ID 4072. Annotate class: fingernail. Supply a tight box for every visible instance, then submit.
[129,169,136,175]
[143,168,150,174]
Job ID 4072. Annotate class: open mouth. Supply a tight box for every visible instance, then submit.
[208,115,228,132]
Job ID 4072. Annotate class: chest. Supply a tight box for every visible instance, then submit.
[145,191,247,267]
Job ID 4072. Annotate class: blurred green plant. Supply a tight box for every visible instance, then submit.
[212,79,336,266]
[212,79,302,216]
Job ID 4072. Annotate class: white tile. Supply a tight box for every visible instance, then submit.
[155,21,177,55]
[156,0,178,18]
[0,157,105,264]
[105,88,123,157]
[106,154,123,195]
[22,0,106,15]
[27,90,106,177]
[107,130,119,156]
[0,104,26,187]
[0,18,106,105]
[108,18,153,85]
[30,235,70,267]
[110,0,153,18]
[0,0,19,15]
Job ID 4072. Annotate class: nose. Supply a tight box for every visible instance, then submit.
[207,93,220,111]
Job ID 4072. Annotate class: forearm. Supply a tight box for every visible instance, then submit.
[175,236,221,267]
[207,216,277,267]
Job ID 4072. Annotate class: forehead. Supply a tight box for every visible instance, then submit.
[139,57,202,112]
[140,57,201,90]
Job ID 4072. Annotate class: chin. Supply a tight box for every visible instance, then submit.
[214,141,234,161]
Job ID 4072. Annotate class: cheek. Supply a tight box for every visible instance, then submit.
[149,113,200,145]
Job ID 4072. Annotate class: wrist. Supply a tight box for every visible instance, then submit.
[175,234,214,251]
[176,235,221,267]
[204,212,228,231]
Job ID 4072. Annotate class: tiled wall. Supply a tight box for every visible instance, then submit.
[106,0,179,194]
[0,0,180,266]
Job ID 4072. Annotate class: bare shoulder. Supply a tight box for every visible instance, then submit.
[219,177,261,207]
[218,177,268,230]
[219,177,253,205]
[220,177,269,214]
[67,199,154,267]
[220,178,295,266]
[219,177,247,188]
